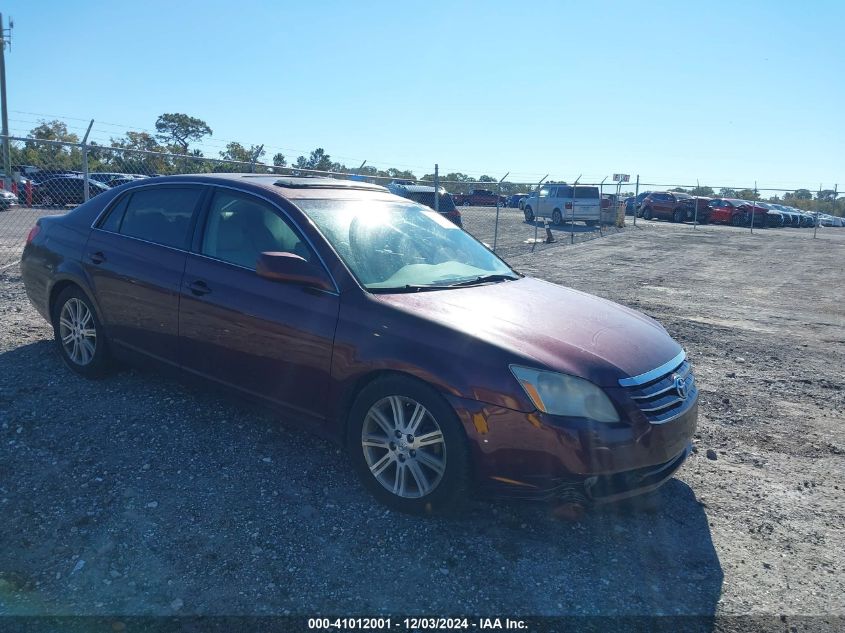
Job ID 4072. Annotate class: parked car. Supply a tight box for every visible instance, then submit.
[707,199,749,226]
[29,169,82,184]
[387,183,463,227]
[452,189,500,207]
[748,202,780,227]
[638,192,711,223]
[522,184,602,226]
[90,172,141,187]
[33,176,110,206]
[21,174,697,514]
[0,189,18,210]
[771,204,801,227]
[507,194,527,208]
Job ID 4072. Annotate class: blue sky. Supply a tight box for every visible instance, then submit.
[4,0,844,190]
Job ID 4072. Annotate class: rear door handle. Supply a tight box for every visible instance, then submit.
[88,251,106,265]
[188,280,211,296]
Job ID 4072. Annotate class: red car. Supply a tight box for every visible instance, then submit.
[21,175,697,515]
[639,192,712,223]
[707,199,749,226]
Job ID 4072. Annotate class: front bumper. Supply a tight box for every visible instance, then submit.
[445,390,698,505]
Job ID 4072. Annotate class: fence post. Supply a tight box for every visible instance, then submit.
[693,178,700,229]
[80,119,94,201]
[493,171,509,252]
[530,175,548,252]
[433,164,439,213]
[814,184,822,239]
[633,175,639,226]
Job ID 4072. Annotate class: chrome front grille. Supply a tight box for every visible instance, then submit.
[620,353,697,424]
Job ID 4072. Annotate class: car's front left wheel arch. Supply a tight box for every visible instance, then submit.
[345,373,471,514]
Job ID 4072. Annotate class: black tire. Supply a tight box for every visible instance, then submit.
[642,207,653,220]
[731,213,745,227]
[672,209,684,223]
[585,220,598,227]
[463,201,470,207]
[347,375,471,515]
[523,206,534,222]
[552,209,563,226]
[51,286,113,378]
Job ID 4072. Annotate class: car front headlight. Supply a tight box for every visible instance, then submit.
[509,365,620,423]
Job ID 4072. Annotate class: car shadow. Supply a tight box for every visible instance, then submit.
[525,219,602,233]
[0,341,722,622]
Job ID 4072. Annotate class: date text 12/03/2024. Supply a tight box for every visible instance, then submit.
[308,618,528,630]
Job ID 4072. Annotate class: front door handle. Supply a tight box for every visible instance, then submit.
[188,280,211,296]
[88,251,106,265]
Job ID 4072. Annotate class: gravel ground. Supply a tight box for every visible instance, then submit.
[0,217,843,623]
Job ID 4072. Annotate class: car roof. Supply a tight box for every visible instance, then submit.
[114,173,395,201]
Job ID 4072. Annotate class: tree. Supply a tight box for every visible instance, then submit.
[792,189,812,200]
[109,130,170,175]
[817,189,836,201]
[154,113,212,154]
[670,187,688,193]
[17,120,82,171]
[690,185,714,197]
[219,141,264,164]
[29,120,79,143]
[295,147,334,173]
[719,187,737,198]
[273,152,287,167]
[735,189,759,201]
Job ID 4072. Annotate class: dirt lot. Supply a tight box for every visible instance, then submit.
[0,218,843,624]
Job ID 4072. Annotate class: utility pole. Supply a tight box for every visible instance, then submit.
[0,14,13,191]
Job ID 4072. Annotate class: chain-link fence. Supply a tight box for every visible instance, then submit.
[1,135,841,269]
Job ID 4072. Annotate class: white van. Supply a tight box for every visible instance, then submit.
[522,184,602,226]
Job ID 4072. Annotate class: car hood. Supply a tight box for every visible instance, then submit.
[375,277,682,387]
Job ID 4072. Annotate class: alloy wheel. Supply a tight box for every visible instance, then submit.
[361,395,446,499]
[59,298,97,366]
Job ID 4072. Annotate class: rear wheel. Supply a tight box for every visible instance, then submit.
[52,286,113,378]
[347,375,470,514]
[552,209,563,226]
[523,206,534,222]
[731,213,745,227]
[642,206,653,220]
[672,208,684,223]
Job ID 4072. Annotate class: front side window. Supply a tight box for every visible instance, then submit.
[119,187,203,249]
[299,199,517,290]
[201,191,312,269]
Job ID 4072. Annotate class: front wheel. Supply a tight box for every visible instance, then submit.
[552,209,563,225]
[347,376,470,514]
[731,213,745,227]
[642,207,653,220]
[523,206,534,222]
[672,209,684,223]
[52,286,113,377]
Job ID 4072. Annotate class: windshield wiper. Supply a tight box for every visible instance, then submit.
[369,284,457,294]
[445,273,521,287]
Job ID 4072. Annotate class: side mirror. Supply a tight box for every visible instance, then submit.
[256,252,334,292]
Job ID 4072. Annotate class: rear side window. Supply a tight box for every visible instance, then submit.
[100,195,130,233]
[574,187,600,199]
[118,187,204,249]
[555,186,574,198]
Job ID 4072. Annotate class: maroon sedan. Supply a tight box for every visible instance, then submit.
[21,175,697,514]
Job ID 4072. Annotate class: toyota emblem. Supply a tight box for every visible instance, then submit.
[673,374,688,400]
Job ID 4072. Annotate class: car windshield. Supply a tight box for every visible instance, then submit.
[298,199,517,291]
